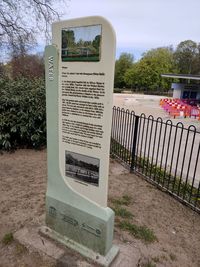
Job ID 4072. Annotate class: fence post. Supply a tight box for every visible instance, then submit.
[130,115,139,172]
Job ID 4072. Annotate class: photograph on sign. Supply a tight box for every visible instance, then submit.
[61,24,101,62]
[65,151,100,186]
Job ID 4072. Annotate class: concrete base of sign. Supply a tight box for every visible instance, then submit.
[14,226,119,267]
[14,226,65,261]
[46,196,116,256]
[40,226,119,267]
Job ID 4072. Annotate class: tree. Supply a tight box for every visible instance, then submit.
[9,53,45,79]
[62,30,75,49]
[77,38,85,48]
[0,0,64,58]
[0,63,6,78]
[92,35,101,53]
[192,43,200,75]
[125,47,177,91]
[114,53,134,88]
[125,61,152,90]
[174,40,199,74]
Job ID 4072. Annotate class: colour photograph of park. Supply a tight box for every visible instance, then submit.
[61,24,101,62]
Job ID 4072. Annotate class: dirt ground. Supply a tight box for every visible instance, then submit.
[0,149,200,267]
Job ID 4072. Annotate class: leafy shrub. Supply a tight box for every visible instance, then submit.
[0,78,46,150]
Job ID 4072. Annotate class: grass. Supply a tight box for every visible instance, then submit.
[142,261,156,267]
[111,195,132,206]
[110,195,133,219]
[118,220,157,243]
[62,56,99,62]
[110,138,200,208]
[110,195,157,243]
[169,253,177,261]
[151,256,160,263]
[135,156,200,205]
[152,254,170,264]
[15,243,27,255]
[2,232,14,245]
[112,205,133,219]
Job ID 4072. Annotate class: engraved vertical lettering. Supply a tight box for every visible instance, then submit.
[48,56,54,81]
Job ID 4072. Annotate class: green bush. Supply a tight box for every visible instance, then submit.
[0,78,46,150]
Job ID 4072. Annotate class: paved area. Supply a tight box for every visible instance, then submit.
[113,93,200,130]
[14,226,140,267]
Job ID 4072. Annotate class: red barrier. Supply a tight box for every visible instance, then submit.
[160,98,200,119]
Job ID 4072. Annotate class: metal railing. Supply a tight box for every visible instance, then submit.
[111,106,200,213]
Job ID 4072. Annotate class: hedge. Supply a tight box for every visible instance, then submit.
[0,78,46,150]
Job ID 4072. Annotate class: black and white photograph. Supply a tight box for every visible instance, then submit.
[65,151,100,186]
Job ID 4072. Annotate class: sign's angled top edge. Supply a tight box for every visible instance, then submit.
[52,16,116,37]
[52,15,112,25]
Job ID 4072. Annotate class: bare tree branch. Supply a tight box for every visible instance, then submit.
[0,0,67,59]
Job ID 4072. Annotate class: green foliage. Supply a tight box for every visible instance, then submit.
[112,205,133,219]
[0,78,46,150]
[15,243,27,255]
[111,195,132,206]
[142,261,156,267]
[62,30,75,48]
[136,155,200,204]
[114,53,134,88]
[174,40,199,74]
[111,195,133,218]
[118,220,157,243]
[110,193,156,243]
[92,35,101,53]
[2,232,14,245]
[115,40,200,92]
[124,47,177,91]
[110,138,200,208]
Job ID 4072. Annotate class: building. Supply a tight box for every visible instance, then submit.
[161,74,200,101]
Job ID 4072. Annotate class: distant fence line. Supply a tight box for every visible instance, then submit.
[113,89,173,97]
[110,106,200,213]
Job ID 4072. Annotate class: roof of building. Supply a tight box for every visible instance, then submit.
[161,74,200,80]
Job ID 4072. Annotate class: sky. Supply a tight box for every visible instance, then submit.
[58,0,200,60]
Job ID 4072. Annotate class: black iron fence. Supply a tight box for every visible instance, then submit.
[111,106,200,213]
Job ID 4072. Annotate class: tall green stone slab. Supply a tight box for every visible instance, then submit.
[45,16,118,264]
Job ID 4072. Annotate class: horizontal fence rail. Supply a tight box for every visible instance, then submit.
[111,106,200,213]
